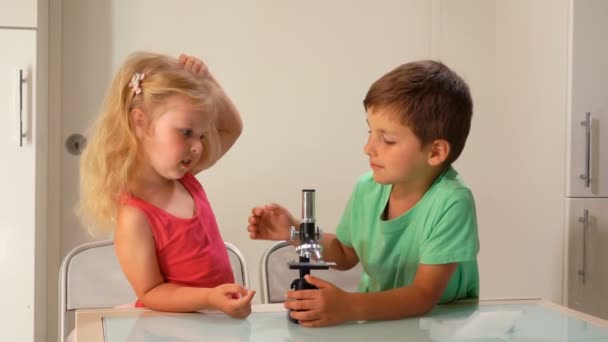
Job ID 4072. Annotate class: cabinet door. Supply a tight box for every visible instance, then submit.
[0,29,36,342]
[568,0,608,197]
[567,198,608,320]
[0,0,37,27]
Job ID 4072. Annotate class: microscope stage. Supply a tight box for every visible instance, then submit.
[288,261,336,270]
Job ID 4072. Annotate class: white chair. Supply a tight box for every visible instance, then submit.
[224,241,250,288]
[260,241,363,303]
[59,239,249,342]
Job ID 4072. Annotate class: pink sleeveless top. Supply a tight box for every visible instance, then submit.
[122,172,235,307]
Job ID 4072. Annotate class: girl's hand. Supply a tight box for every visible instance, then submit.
[178,53,210,77]
[209,284,255,319]
[247,203,296,241]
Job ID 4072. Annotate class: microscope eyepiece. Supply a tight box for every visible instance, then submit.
[301,189,315,223]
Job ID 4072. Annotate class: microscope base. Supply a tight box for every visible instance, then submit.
[288,278,318,324]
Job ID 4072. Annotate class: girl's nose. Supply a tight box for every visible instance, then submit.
[191,140,203,155]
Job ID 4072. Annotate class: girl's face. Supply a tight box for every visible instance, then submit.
[364,107,431,187]
[138,94,212,181]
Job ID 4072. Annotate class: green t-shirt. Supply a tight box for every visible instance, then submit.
[336,167,479,303]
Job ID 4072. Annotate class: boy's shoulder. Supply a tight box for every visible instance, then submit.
[429,167,475,207]
[348,172,386,202]
[354,171,383,191]
[351,168,474,206]
[437,167,471,190]
[355,171,375,185]
[354,168,471,192]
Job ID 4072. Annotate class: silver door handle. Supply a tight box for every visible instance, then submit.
[579,112,591,187]
[577,209,589,284]
[18,69,26,147]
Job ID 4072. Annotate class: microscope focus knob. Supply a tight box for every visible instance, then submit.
[289,226,299,241]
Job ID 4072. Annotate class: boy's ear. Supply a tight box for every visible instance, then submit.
[427,139,450,166]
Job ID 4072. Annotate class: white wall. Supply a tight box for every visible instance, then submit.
[49,1,569,339]
[434,0,568,301]
[59,0,433,301]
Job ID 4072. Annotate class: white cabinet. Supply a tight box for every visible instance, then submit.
[0,0,37,27]
[567,199,608,319]
[567,0,608,198]
[0,29,37,342]
[565,0,608,320]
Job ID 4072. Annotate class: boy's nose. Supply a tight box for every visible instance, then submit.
[364,138,374,156]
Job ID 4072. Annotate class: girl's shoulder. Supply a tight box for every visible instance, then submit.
[116,203,152,235]
[179,172,206,195]
[120,192,153,211]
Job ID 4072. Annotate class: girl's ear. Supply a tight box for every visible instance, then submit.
[427,139,450,167]
[130,108,148,137]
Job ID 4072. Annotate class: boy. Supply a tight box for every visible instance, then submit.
[247,60,479,327]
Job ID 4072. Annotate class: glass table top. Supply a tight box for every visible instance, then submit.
[101,302,608,341]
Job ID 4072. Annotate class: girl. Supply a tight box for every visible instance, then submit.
[79,52,255,317]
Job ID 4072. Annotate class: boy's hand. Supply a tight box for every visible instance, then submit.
[209,284,256,319]
[178,53,210,77]
[247,203,296,241]
[284,275,352,327]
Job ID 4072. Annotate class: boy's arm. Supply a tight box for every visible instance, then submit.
[286,262,457,326]
[319,233,359,270]
[115,205,252,314]
[348,263,457,320]
[247,203,359,269]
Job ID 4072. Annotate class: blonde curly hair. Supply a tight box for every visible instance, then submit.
[78,52,223,234]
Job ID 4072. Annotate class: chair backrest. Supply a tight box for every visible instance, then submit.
[58,240,133,341]
[260,241,363,303]
[224,241,250,288]
[59,239,249,341]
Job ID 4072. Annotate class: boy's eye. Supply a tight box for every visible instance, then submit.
[181,129,192,137]
[382,136,396,144]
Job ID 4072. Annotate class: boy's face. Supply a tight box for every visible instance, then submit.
[364,107,431,186]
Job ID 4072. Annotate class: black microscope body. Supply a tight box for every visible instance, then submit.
[287,189,335,324]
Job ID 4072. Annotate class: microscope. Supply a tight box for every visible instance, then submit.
[287,189,335,324]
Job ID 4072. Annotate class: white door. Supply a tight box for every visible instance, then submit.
[0,0,37,28]
[567,198,608,320]
[0,29,36,342]
[567,0,608,197]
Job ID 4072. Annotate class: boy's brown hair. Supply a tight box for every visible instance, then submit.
[363,60,473,165]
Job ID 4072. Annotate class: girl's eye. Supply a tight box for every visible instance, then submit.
[181,129,192,137]
[199,134,206,141]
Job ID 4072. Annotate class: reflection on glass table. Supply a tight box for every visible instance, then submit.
[76,300,608,342]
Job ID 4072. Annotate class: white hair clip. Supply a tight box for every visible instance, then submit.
[128,72,145,95]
